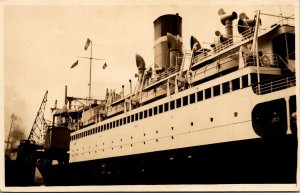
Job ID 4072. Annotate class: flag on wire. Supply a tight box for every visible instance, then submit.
[84,38,91,50]
[102,62,107,69]
[71,60,79,69]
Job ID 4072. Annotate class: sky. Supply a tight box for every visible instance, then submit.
[1,0,297,146]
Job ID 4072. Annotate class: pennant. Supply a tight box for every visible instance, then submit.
[84,38,91,50]
[71,60,78,69]
[102,62,107,69]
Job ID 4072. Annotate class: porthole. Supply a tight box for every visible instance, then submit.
[210,117,213,122]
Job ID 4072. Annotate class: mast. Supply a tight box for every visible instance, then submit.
[88,41,93,99]
[252,10,261,94]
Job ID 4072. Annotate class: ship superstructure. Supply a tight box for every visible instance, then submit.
[39,9,296,185]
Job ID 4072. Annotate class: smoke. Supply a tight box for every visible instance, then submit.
[6,114,26,147]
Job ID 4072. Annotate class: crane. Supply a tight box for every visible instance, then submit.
[27,91,49,145]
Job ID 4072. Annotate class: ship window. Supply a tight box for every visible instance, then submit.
[176,98,182,108]
[135,113,139,121]
[131,114,134,122]
[120,119,123,126]
[183,96,188,106]
[222,82,230,94]
[144,110,148,118]
[113,121,115,128]
[232,78,240,91]
[164,103,169,112]
[107,123,110,129]
[101,125,103,131]
[123,117,126,124]
[213,85,220,97]
[149,108,153,117]
[139,111,143,119]
[205,88,211,99]
[242,75,248,88]
[127,116,130,123]
[154,106,158,115]
[170,100,175,110]
[159,104,163,113]
[116,120,119,127]
[97,126,100,132]
[251,73,258,85]
[197,91,203,101]
[190,93,195,104]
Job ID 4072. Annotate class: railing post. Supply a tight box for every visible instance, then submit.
[271,81,272,92]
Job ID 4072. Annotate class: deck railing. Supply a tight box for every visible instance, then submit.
[244,53,279,67]
[148,65,180,85]
[193,29,254,64]
[253,74,296,95]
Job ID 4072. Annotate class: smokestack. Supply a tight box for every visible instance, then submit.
[122,85,124,97]
[154,14,182,69]
[218,8,237,39]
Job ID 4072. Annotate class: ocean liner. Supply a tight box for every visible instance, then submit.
[16,8,296,186]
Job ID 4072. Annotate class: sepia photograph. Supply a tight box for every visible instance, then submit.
[1,0,299,191]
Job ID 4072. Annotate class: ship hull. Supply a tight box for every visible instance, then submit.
[43,134,297,186]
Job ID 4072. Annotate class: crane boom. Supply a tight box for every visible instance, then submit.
[28,91,48,145]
